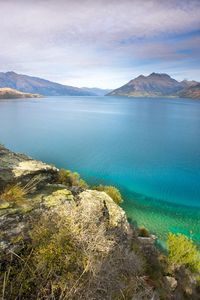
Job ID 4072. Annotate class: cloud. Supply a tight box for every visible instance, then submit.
[0,0,200,88]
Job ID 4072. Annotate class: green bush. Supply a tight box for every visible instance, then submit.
[167,233,200,273]
[94,185,123,205]
[57,169,88,188]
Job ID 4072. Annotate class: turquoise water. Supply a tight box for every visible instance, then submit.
[0,96,200,244]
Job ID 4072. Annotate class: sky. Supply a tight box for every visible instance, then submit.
[0,0,200,89]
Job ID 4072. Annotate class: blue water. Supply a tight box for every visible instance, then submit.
[0,96,200,243]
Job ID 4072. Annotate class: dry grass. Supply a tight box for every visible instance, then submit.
[0,202,152,300]
[1,184,27,205]
[0,175,43,206]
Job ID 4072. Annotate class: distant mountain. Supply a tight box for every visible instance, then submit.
[179,83,200,99]
[81,87,112,96]
[180,79,199,88]
[107,73,200,99]
[0,87,41,99]
[0,72,108,96]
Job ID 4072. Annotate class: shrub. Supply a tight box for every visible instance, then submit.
[167,233,200,273]
[94,185,123,205]
[0,204,145,299]
[57,168,68,184]
[57,169,88,188]
[138,226,150,237]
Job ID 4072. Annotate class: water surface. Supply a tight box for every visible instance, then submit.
[0,96,200,244]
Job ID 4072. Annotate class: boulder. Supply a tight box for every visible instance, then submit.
[0,145,58,190]
[78,190,130,233]
[164,276,177,291]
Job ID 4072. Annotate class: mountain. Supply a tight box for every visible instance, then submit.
[180,79,199,88]
[81,87,112,96]
[0,87,41,99]
[0,72,107,96]
[107,73,200,98]
[179,83,200,99]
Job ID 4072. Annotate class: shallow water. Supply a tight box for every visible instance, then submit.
[0,96,200,244]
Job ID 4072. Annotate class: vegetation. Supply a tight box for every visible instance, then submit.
[0,205,146,299]
[167,233,200,273]
[138,226,150,237]
[93,185,123,205]
[0,175,43,206]
[0,184,27,205]
[57,169,88,188]
[1,146,200,299]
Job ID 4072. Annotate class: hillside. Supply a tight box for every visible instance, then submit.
[0,72,108,96]
[0,145,199,299]
[107,73,200,99]
[0,87,41,99]
[179,83,200,99]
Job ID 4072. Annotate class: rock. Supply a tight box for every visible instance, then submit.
[42,189,74,208]
[138,235,157,246]
[78,190,130,233]
[0,145,58,190]
[164,276,177,291]
[0,188,130,254]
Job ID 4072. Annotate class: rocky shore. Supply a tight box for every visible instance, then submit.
[0,146,199,299]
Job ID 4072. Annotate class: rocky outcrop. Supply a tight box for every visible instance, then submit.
[0,187,130,253]
[78,190,130,233]
[0,145,58,190]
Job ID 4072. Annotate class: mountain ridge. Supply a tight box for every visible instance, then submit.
[0,71,109,96]
[107,73,200,99]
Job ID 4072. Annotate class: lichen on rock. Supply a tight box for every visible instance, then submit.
[78,190,129,232]
[0,145,58,190]
[42,189,74,208]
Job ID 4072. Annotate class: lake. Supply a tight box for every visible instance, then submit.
[0,96,200,245]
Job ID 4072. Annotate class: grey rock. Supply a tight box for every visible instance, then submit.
[165,276,178,291]
[0,145,58,190]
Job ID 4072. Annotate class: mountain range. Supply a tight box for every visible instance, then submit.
[1,71,200,99]
[107,73,200,99]
[0,72,110,96]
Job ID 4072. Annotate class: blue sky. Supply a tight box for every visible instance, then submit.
[0,0,200,88]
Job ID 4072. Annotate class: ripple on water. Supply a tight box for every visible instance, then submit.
[122,189,200,246]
